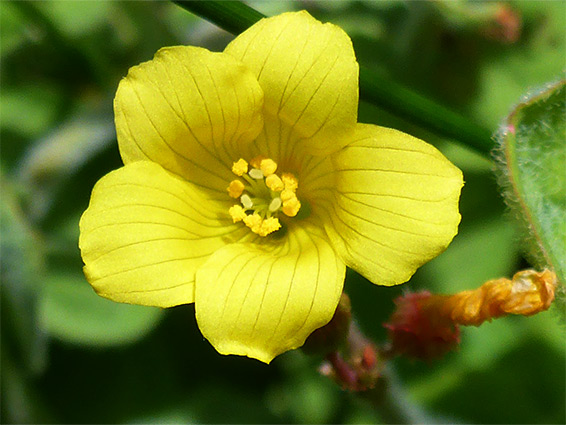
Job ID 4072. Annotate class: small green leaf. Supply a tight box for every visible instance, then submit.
[39,272,164,347]
[495,78,566,285]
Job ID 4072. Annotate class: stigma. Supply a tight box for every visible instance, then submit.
[226,156,301,237]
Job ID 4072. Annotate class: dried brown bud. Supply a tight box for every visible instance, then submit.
[440,269,556,326]
[384,269,557,360]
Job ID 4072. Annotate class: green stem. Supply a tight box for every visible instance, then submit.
[321,316,430,424]
[359,68,494,155]
[363,366,430,425]
[172,0,263,34]
[172,0,493,157]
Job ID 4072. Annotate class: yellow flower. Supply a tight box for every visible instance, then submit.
[79,11,463,363]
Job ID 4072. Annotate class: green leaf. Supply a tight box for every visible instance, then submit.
[469,2,566,130]
[0,2,28,58]
[1,345,53,423]
[17,110,115,222]
[0,84,64,140]
[38,272,164,347]
[0,176,48,374]
[33,1,112,38]
[495,78,566,285]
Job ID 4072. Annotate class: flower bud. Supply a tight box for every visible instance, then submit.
[384,291,460,360]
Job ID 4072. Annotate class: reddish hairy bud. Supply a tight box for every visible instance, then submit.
[384,292,460,360]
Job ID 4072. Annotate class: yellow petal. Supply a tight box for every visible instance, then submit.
[318,124,463,286]
[195,223,345,363]
[225,11,358,156]
[79,161,247,307]
[114,46,264,194]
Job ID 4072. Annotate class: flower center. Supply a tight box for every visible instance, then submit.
[226,156,301,237]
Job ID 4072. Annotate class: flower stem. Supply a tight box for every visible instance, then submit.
[172,0,494,157]
[319,319,430,424]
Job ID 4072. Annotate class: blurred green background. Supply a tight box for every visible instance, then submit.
[1,1,564,423]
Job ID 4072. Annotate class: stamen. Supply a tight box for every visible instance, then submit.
[282,197,301,217]
[260,159,277,176]
[249,155,266,169]
[243,213,262,233]
[280,189,295,202]
[229,205,247,223]
[248,168,264,180]
[232,159,248,176]
[240,194,253,209]
[269,197,282,212]
[282,173,298,191]
[227,180,245,198]
[227,156,302,237]
[258,217,281,236]
[265,174,284,191]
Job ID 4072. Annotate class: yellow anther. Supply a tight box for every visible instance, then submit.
[260,158,277,176]
[282,173,298,191]
[227,158,301,236]
[243,213,263,234]
[265,174,284,191]
[227,179,245,198]
[249,155,266,169]
[280,189,295,202]
[231,159,248,176]
[258,217,281,237]
[282,197,301,217]
[228,205,247,223]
